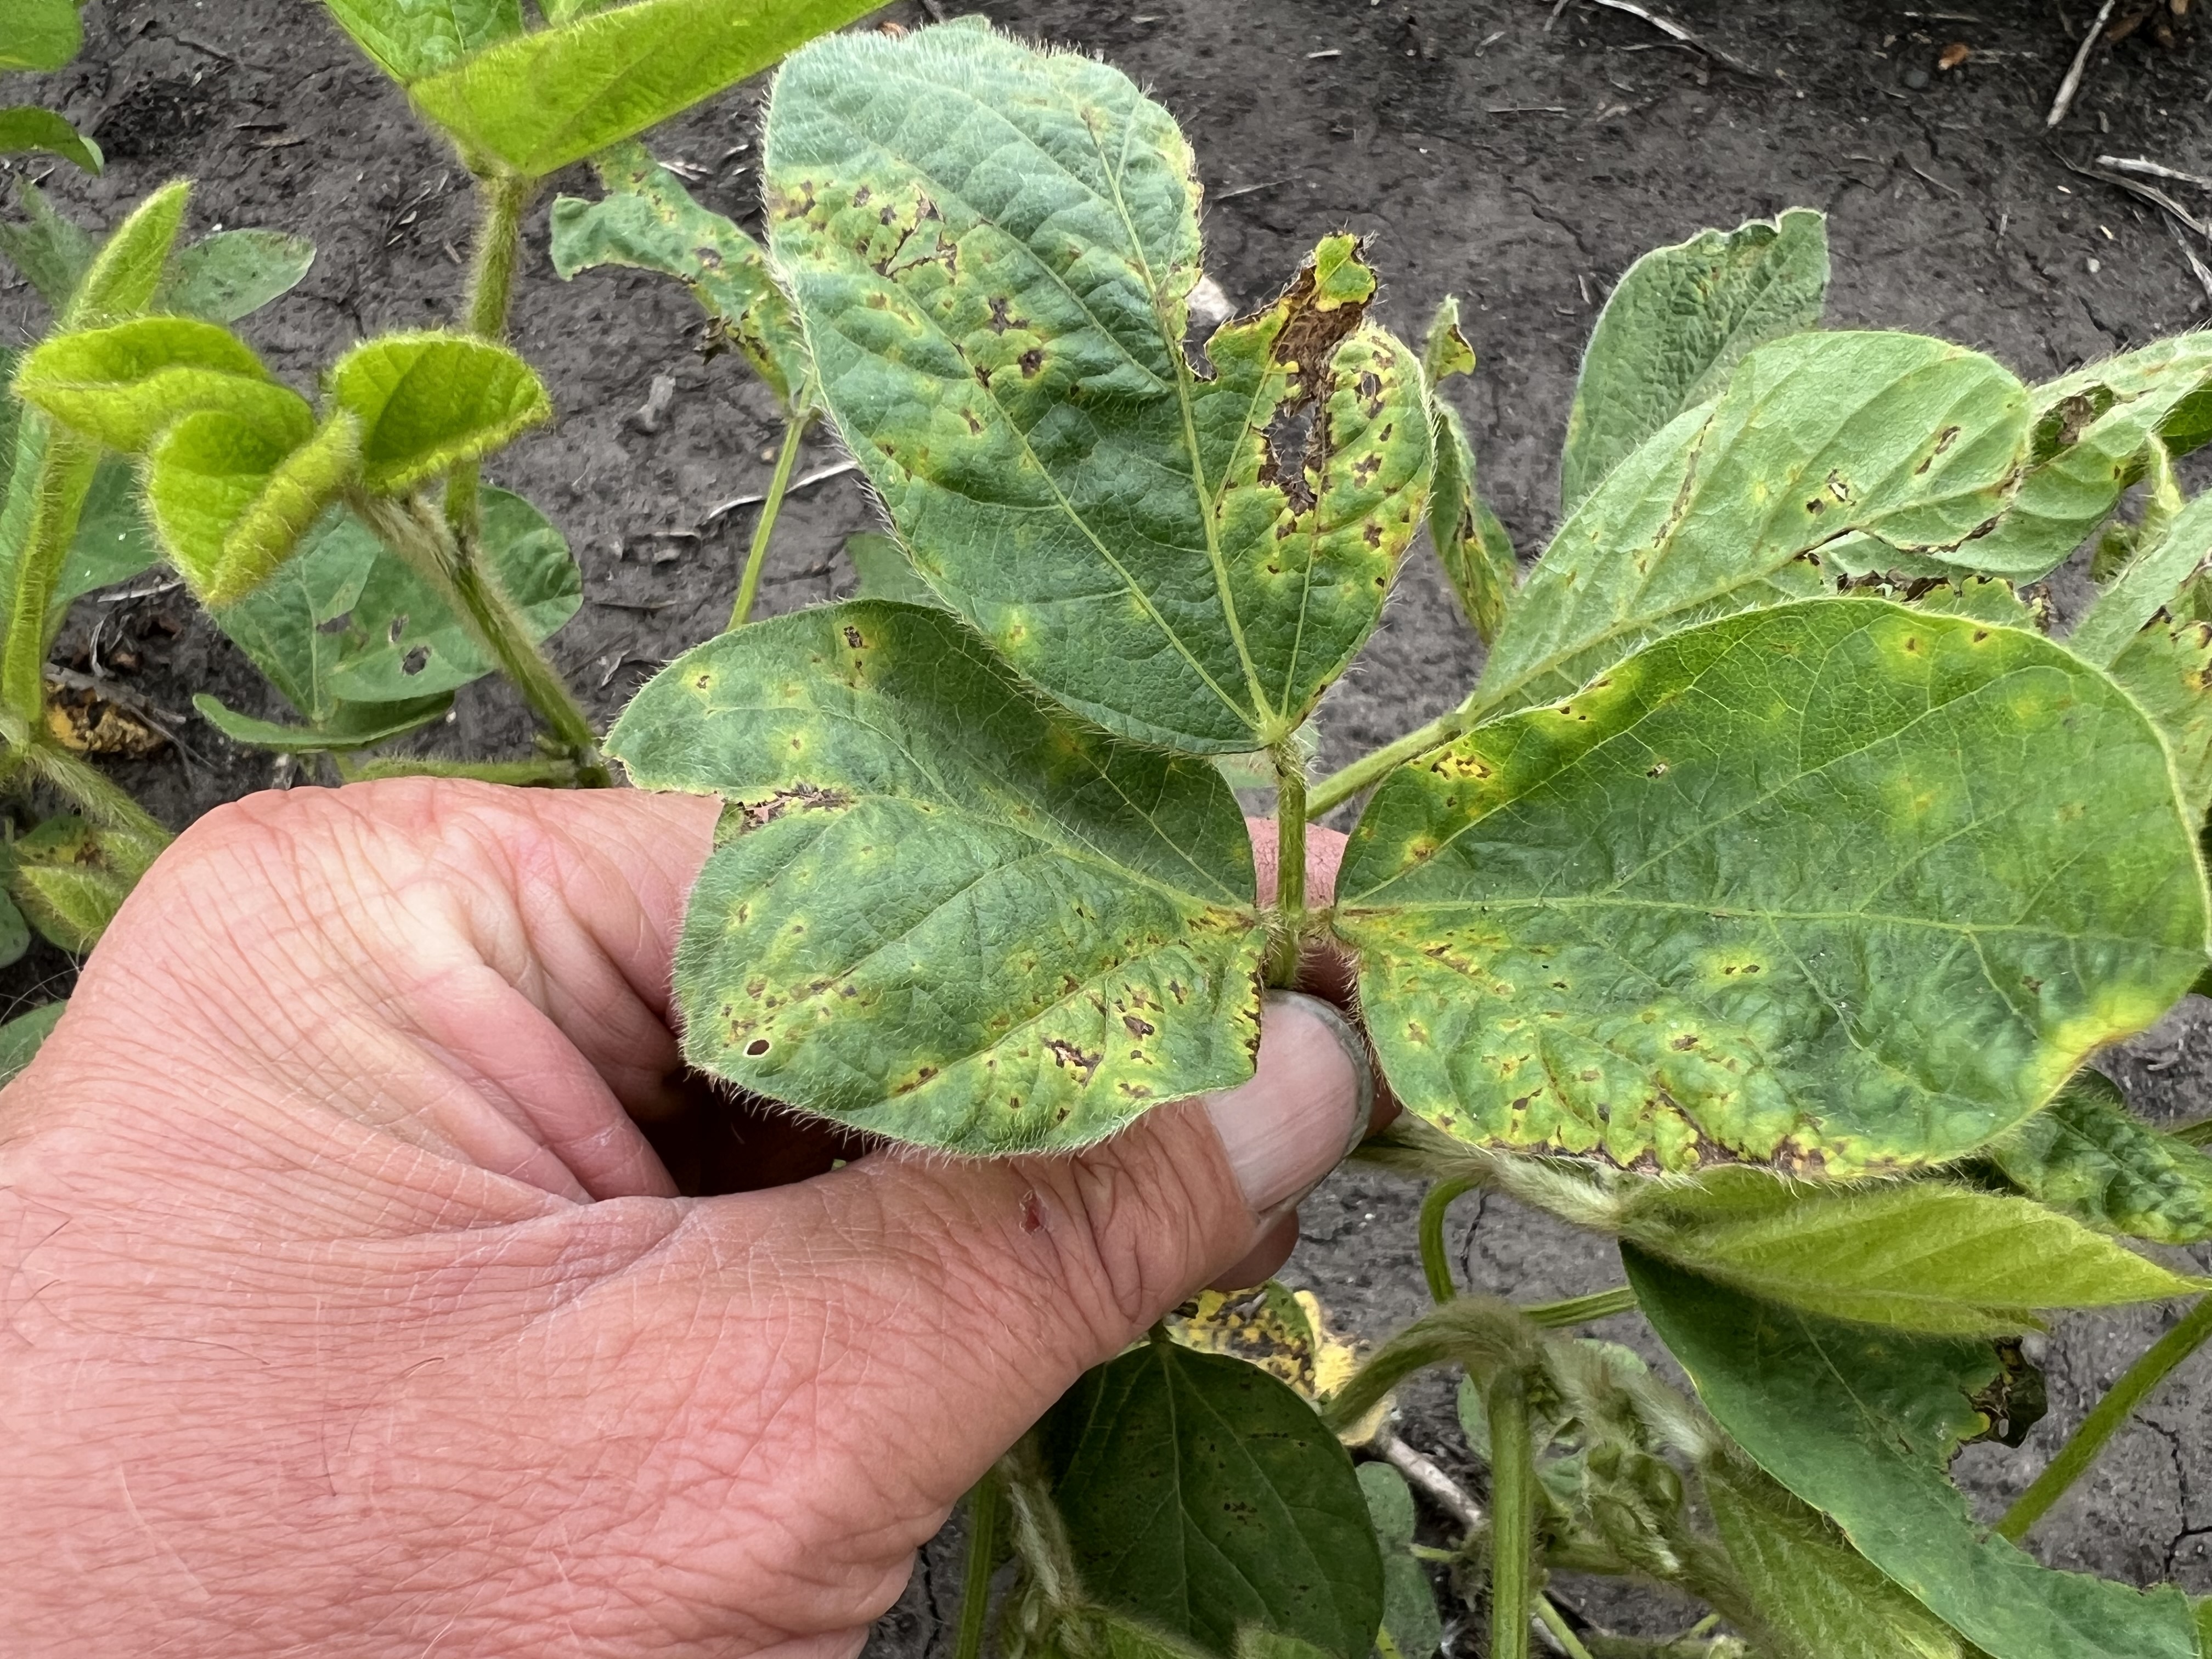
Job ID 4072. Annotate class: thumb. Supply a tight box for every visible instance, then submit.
[678,990,1370,1533]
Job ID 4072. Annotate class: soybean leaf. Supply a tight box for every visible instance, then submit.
[2108,618,2212,817]
[1628,1248,2200,1659]
[607,600,1268,1154]
[193,690,452,753]
[1703,1456,1973,1659]
[1909,574,2042,630]
[1475,332,2031,720]
[1982,1069,2212,1246]
[13,315,308,455]
[2067,491,2212,667]
[145,409,362,606]
[1335,600,2208,1175]
[1945,335,2212,582]
[0,1001,64,1085]
[1421,297,1514,645]
[320,0,521,84]
[1358,1464,1443,1659]
[155,230,316,323]
[1039,1338,1384,1659]
[326,486,577,700]
[209,504,383,723]
[0,0,80,71]
[0,889,27,972]
[67,181,189,328]
[408,0,884,179]
[1561,208,1830,515]
[0,107,101,174]
[6,814,158,954]
[766,23,1432,753]
[1622,1171,2200,1334]
[0,180,94,313]
[52,457,161,625]
[550,141,809,409]
[328,331,550,493]
[844,530,940,607]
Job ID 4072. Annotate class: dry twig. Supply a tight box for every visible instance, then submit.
[1581,0,1764,76]
[2169,217,2212,307]
[2047,0,2119,128]
[2098,154,2212,191]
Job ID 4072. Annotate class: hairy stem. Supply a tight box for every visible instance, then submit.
[730,413,809,629]
[445,172,538,547]
[1,421,98,737]
[1419,1177,1478,1304]
[1521,1286,1639,1329]
[1998,1295,2212,1543]
[1306,702,1474,819]
[1537,1599,1598,1659]
[350,492,609,786]
[1488,1371,1536,1659]
[954,1471,1005,1659]
[1265,740,1307,986]
[28,738,170,846]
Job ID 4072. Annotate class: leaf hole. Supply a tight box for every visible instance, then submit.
[745,1038,770,1056]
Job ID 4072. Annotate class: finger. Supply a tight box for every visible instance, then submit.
[1211,1207,1301,1292]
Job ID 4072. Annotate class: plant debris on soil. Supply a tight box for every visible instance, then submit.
[7,0,2212,1650]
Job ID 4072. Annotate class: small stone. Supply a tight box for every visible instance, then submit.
[1903,66,1931,88]
[2088,256,2103,274]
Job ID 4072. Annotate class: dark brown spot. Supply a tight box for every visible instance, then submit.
[1019,347,1044,377]
[736,781,854,831]
[744,1038,770,1056]
[844,625,866,648]
[1046,1038,1103,1084]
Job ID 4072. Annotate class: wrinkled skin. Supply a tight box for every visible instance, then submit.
[0,782,1361,1658]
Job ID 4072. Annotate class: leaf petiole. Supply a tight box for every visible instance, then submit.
[1,419,97,733]
[953,1469,1003,1659]
[1306,701,1474,819]
[730,411,808,630]
[1536,1598,1598,1659]
[1418,1176,1478,1304]
[1997,1294,2212,1543]
[1263,738,1307,987]
[444,172,538,550]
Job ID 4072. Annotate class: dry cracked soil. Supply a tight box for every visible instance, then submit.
[8,0,2212,1651]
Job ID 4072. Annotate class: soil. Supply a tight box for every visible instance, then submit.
[8,0,2212,1651]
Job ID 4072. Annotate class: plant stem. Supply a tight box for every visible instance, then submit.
[1998,1295,2212,1543]
[1488,1370,1536,1659]
[730,412,809,630]
[1521,1286,1639,1329]
[27,738,170,847]
[351,492,610,786]
[1537,1599,1598,1659]
[1306,702,1474,819]
[1,422,98,737]
[1265,740,1307,986]
[953,1472,1004,1659]
[1419,1176,1478,1304]
[445,171,537,547]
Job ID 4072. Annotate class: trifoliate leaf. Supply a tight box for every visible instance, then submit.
[1561,208,1829,515]
[1629,1248,2200,1659]
[1475,331,2030,720]
[66,182,190,328]
[327,331,550,493]
[2067,492,2212,668]
[321,0,521,84]
[145,408,356,606]
[6,815,160,954]
[1983,1069,2212,1245]
[1039,1338,1384,1659]
[155,229,317,323]
[607,600,1269,1154]
[766,23,1431,752]
[2108,617,2212,817]
[13,315,306,456]
[1335,599,2207,1175]
[209,504,385,725]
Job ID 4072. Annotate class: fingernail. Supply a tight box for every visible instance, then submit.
[1206,991,1373,1215]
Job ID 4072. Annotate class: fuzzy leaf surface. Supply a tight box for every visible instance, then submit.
[210,504,382,723]
[2108,617,2212,817]
[1624,1172,2199,1333]
[1475,332,2030,720]
[1703,1456,1971,1659]
[322,0,521,82]
[328,332,550,493]
[14,316,305,455]
[7,815,157,954]
[1629,1248,2199,1659]
[550,142,809,408]
[407,0,883,178]
[326,487,577,701]
[1335,599,2208,1174]
[146,409,360,606]
[0,1000,63,1084]
[156,230,317,323]
[67,182,188,328]
[1947,335,2212,581]
[1430,398,1515,645]
[843,531,941,607]
[0,181,93,312]
[607,600,1267,1154]
[0,0,79,71]
[2068,490,2212,668]
[766,22,1431,753]
[1560,208,1829,515]
[193,690,452,752]
[1039,1340,1383,1659]
[1983,1069,2212,1245]
[0,108,100,174]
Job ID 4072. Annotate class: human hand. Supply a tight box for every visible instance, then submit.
[0,782,1369,1658]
